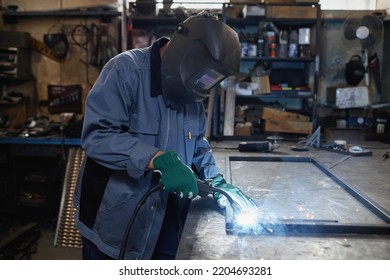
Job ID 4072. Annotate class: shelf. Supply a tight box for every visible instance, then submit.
[236,90,313,99]
[131,16,181,29]
[226,17,317,28]
[3,8,121,23]
[0,136,81,146]
[240,56,315,63]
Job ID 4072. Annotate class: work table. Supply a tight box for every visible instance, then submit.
[176,140,390,260]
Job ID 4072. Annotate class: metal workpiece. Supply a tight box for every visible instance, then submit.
[224,156,390,235]
[176,141,390,260]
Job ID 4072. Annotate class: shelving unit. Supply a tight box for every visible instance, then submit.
[221,1,321,137]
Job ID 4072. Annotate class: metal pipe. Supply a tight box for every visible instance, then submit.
[121,0,128,52]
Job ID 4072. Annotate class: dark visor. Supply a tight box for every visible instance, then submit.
[192,68,226,90]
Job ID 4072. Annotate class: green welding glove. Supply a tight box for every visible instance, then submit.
[153,151,198,199]
[211,175,258,211]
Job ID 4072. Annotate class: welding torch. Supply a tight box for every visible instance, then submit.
[196,178,258,217]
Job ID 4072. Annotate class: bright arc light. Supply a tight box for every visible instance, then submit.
[235,208,259,228]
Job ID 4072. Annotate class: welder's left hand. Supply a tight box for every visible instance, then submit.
[211,175,258,211]
[153,151,198,199]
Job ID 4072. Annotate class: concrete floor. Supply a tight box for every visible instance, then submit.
[29,139,390,260]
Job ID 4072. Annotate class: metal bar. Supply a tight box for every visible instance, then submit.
[310,157,390,223]
[121,0,128,52]
[226,221,390,236]
[225,155,232,185]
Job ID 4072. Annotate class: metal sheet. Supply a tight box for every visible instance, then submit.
[224,156,390,235]
[176,145,390,259]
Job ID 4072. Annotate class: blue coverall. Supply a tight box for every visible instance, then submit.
[74,37,221,259]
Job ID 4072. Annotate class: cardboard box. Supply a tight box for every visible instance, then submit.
[252,76,271,95]
[260,107,310,122]
[263,119,313,134]
[260,107,312,134]
[266,5,316,19]
[234,122,253,136]
[327,86,370,109]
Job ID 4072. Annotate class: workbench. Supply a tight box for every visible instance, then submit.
[0,136,80,219]
[0,136,81,258]
[176,140,390,260]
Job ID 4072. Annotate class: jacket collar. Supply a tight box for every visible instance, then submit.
[150,37,169,97]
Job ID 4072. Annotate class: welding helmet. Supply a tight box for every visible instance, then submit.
[43,32,69,60]
[345,55,365,86]
[161,13,241,109]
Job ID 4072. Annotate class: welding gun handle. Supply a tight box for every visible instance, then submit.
[196,179,236,206]
[196,179,213,197]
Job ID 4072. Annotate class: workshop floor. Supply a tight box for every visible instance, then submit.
[29,139,390,260]
[32,226,82,260]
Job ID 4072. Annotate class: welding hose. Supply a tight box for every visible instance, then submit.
[118,178,210,259]
[197,179,240,212]
[118,178,255,259]
[118,182,162,260]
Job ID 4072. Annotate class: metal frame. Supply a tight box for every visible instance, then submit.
[224,156,390,235]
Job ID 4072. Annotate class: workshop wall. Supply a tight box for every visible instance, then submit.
[319,10,385,106]
[316,9,388,138]
[1,1,388,137]
[0,0,120,123]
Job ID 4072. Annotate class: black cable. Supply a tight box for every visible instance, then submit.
[118,183,162,260]
[60,125,66,161]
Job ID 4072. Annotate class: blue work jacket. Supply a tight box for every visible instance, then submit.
[74,38,221,259]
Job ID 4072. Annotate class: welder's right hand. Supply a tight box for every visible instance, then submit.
[211,175,258,212]
[153,151,198,199]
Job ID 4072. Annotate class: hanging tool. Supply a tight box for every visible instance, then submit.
[238,136,283,152]
[369,52,382,94]
[30,36,65,63]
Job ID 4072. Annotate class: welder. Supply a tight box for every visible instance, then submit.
[73,11,257,260]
